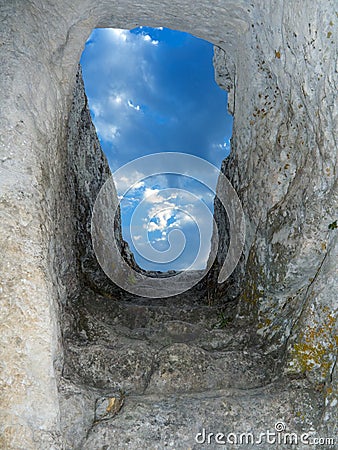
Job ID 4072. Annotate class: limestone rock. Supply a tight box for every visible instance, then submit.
[0,0,337,448]
[83,381,323,450]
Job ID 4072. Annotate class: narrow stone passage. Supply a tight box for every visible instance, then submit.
[60,283,322,449]
[56,58,333,450]
[1,3,337,449]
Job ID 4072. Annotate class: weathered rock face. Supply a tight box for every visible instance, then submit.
[65,66,138,298]
[0,0,337,448]
[212,0,338,385]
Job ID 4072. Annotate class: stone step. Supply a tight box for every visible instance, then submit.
[71,304,242,350]
[60,379,323,450]
[61,290,325,450]
[71,291,239,339]
[63,338,275,395]
[64,291,269,395]
[82,300,226,330]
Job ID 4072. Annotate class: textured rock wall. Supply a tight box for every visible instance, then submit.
[65,67,126,298]
[0,0,337,447]
[213,0,337,385]
[211,1,337,436]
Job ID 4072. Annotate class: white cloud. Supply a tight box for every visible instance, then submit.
[143,187,180,205]
[91,103,103,118]
[83,27,166,147]
[133,181,145,189]
[143,187,162,202]
[95,122,120,141]
[215,142,227,150]
[107,28,128,42]
[140,187,213,242]
[143,34,159,45]
[147,221,159,232]
[153,236,167,243]
[124,183,214,270]
[175,211,194,225]
[145,207,176,232]
[109,94,123,105]
[114,170,146,193]
[127,100,141,111]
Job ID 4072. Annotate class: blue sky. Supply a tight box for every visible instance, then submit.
[81,27,233,271]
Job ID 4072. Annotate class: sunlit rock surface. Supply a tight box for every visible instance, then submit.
[0,0,337,448]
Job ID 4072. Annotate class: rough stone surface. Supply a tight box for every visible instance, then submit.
[0,0,337,448]
[83,383,323,450]
[61,289,310,449]
[211,0,338,389]
[65,67,138,298]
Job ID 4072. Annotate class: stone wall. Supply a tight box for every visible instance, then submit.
[65,66,129,298]
[212,0,338,385]
[0,0,337,447]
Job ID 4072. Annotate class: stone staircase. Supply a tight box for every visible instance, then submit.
[60,288,323,449]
